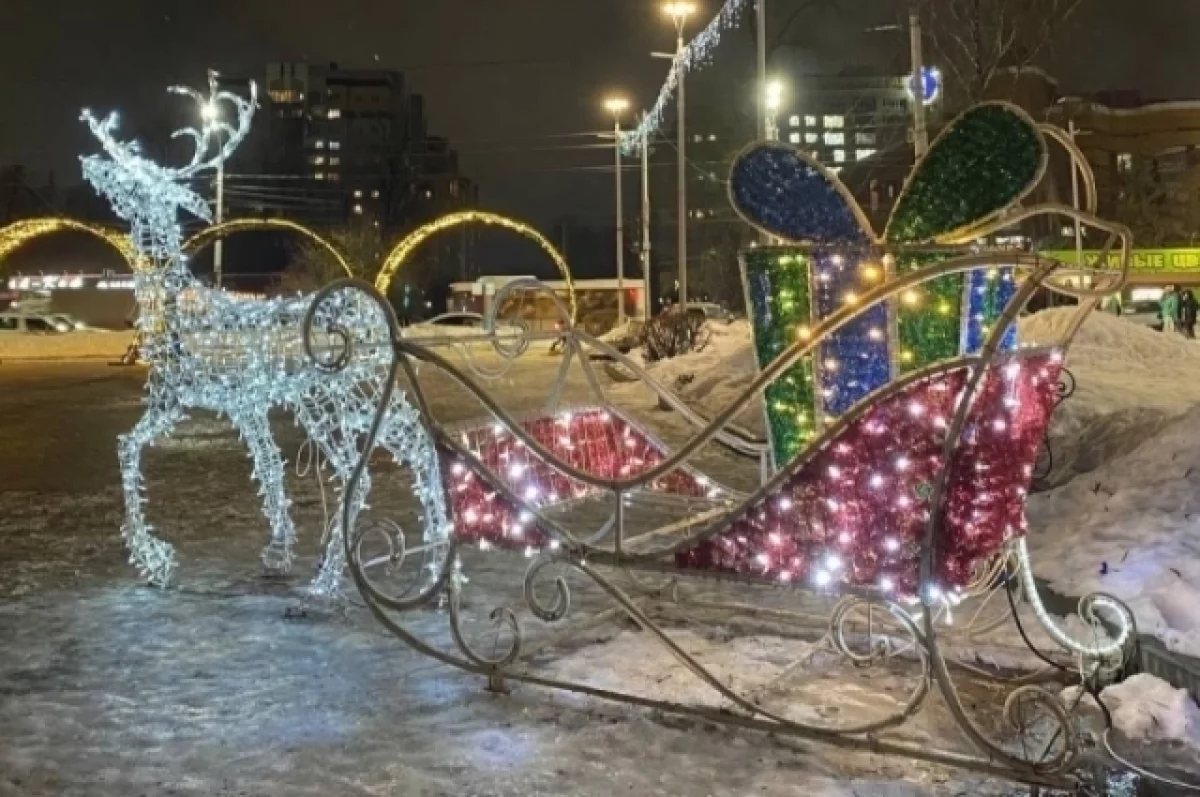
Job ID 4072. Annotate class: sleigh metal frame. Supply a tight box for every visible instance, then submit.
[301,237,1141,790]
[297,103,1156,788]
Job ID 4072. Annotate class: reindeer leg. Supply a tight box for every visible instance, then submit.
[118,403,183,586]
[230,408,296,575]
[309,465,371,598]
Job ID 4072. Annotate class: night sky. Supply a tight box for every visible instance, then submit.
[3,0,1198,243]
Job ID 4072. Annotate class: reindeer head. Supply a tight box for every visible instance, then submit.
[80,70,256,268]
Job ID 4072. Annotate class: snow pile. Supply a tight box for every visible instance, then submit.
[1019,308,1200,484]
[1099,673,1200,746]
[613,320,764,435]
[1028,404,1200,656]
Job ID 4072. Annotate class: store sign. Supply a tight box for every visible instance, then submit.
[1041,249,1200,273]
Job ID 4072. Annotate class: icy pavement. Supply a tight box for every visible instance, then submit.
[0,360,1195,795]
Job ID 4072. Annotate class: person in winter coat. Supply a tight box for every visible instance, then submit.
[1182,289,1199,338]
[1161,286,1180,334]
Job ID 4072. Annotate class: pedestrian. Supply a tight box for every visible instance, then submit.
[1182,288,1199,339]
[1161,285,1180,334]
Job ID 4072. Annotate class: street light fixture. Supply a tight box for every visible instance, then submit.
[662,1,694,310]
[204,69,227,289]
[764,79,784,142]
[663,1,696,28]
[604,96,631,326]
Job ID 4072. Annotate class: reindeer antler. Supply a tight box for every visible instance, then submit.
[79,71,258,258]
[165,69,257,179]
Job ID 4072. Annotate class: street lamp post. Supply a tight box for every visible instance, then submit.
[664,2,694,310]
[203,69,227,288]
[604,97,630,326]
[907,5,929,158]
[640,117,652,323]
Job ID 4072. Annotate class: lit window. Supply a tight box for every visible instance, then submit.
[804,132,819,144]
[353,204,364,215]
[855,148,877,160]
[327,173,340,182]
[314,172,325,180]
[789,132,801,144]
[833,149,846,163]
[424,189,433,199]
[805,115,818,127]
[824,115,844,129]
[823,131,845,146]
[328,108,342,120]
[1117,152,1133,172]
[789,115,801,127]
[330,141,342,151]
[329,157,340,166]
[354,189,363,198]
[708,133,717,142]
[855,132,876,146]
[693,133,704,143]
[311,155,326,166]
[314,140,326,150]
[371,189,380,199]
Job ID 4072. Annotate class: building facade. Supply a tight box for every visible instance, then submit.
[260,62,475,232]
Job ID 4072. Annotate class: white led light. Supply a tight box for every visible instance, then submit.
[83,76,452,598]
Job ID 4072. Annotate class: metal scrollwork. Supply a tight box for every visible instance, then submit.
[524,554,572,622]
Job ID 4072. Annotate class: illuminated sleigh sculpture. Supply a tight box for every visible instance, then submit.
[313,104,1139,786]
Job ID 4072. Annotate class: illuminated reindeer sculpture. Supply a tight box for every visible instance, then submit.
[83,75,451,596]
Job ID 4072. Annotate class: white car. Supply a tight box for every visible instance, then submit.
[0,312,62,334]
[1121,299,1164,331]
[684,302,737,323]
[402,313,530,356]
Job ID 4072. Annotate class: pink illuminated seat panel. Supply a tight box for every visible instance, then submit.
[444,408,713,551]
[675,352,1063,596]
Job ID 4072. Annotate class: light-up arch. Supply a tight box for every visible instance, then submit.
[0,217,141,273]
[183,218,353,278]
[376,211,577,321]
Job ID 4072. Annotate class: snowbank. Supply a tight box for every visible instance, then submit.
[1099,673,1200,745]
[1020,308,1200,484]
[0,331,135,360]
[611,320,765,435]
[1028,404,1200,656]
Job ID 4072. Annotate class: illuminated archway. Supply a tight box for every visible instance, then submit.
[376,211,577,321]
[0,217,140,273]
[183,218,353,278]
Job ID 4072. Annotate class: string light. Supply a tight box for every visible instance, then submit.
[676,353,1063,596]
[374,209,578,321]
[0,217,141,272]
[82,75,451,596]
[621,0,754,154]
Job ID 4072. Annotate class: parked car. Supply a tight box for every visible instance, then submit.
[1122,299,1164,331]
[0,312,62,334]
[46,313,97,332]
[0,312,65,333]
[684,302,737,324]
[402,313,530,356]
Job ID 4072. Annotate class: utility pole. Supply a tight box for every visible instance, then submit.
[756,0,768,141]
[676,28,689,310]
[640,119,653,322]
[612,108,627,326]
[908,5,929,158]
[1069,118,1083,265]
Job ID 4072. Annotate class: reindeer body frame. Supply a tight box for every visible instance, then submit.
[83,75,450,596]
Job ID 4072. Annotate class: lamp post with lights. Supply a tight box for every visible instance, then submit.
[604,96,631,325]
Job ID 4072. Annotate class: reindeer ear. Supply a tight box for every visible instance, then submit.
[885,102,1047,243]
[729,142,873,244]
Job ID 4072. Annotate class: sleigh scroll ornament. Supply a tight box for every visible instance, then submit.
[305,100,1146,786]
